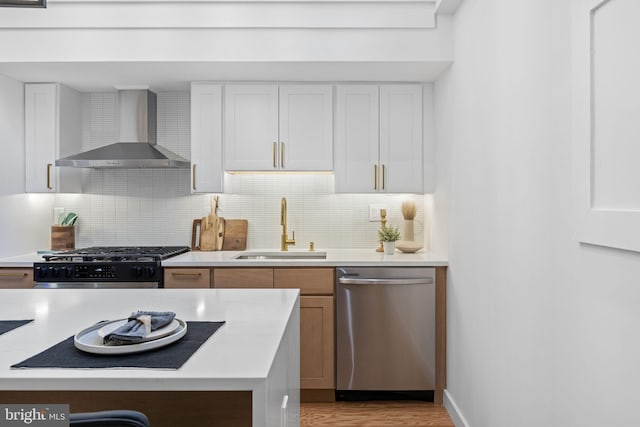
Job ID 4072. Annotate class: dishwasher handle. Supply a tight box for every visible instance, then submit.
[338,277,433,286]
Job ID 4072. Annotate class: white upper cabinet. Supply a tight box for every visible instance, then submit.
[224,84,333,171]
[335,84,423,193]
[335,85,380,192]
[379,85,423,193]
[279,85,333,171]
[25,83,82,193]
[190,83,223,193]
[224,84,279,171]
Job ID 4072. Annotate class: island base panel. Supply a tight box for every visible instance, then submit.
[0,390,252,427]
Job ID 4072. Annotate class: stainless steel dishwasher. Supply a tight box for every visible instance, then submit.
[336,267,435,400]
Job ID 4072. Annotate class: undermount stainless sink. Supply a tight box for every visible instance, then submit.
[232,251,327,260]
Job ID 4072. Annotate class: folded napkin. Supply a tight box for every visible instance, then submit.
[103,311,176,345]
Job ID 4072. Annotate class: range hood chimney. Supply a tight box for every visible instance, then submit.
[56,89,190,168]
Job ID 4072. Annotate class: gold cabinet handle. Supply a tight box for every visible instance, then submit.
[273,142,277,168]
[382,164,386,190]
[280,142,284,169]
[171,272,202,279]
[374,164,378,190]
[192,164,197,191]
[46,163,53,190]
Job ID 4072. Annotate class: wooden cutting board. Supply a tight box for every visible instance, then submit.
[221,219,248,251]
[192,219,248,251]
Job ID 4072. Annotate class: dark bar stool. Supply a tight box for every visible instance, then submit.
[69,410,150,427]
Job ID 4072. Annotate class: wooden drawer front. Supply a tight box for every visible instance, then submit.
[0,268,33,289]
[213,268,273,288]
[274,268,334,295]
[300,296,335,389]
[164,268,210,288]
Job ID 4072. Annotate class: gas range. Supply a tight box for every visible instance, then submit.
[34,246,190,289]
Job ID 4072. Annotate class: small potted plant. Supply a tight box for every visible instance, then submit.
[378,224,401,255]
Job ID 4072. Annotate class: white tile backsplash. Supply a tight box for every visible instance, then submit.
[54,91,425,250]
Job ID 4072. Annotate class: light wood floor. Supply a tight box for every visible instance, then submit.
[301,401,455,427]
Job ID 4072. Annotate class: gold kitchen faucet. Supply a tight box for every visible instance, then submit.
[280,197,296,251]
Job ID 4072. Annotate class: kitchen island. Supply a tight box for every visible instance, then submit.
[0,288,300,427]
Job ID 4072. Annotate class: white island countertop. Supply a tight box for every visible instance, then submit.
[0,288,300,427]
[0,248,447,268]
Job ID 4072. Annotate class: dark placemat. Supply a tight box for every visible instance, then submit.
[0,320,33,336]
[11,321,224,369]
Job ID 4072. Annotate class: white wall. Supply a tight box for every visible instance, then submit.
[0,74,53,256]
[436,0,640,426]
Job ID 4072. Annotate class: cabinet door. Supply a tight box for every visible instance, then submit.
[274,268,334,295]
[300,296,335,389]
[213,268,274,288]
[335,85,379,193]
[379,85,423,193]
[25,83,82,194]
[274,268,334,391]
[25,84,57,193]
[224,85,278,171]
[279,85,333,171]
[164,268,211,288]
[0,269,33,289]
[191,83,223,193]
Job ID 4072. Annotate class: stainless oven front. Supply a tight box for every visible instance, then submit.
[33,261,163,289]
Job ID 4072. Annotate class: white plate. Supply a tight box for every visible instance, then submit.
[97,319,180,342]
[74,319,187,355]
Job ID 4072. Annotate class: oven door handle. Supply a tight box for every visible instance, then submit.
[33,282,159,289]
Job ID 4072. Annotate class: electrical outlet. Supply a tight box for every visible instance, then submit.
[369,204,387,222]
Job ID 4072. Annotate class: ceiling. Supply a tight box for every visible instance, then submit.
[0,61,451,92]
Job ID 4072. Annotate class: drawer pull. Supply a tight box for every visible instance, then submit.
[192,164,197,190]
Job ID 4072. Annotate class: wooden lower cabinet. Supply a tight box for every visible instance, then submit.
[213,268,273,288]
[274,268,333,294]
[274,268,335,401]
[0,268,33,289]
[212,267,336,401]
[163,268,210,288]
[300,295,334,390]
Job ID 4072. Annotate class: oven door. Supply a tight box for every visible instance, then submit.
[33,282,159,289]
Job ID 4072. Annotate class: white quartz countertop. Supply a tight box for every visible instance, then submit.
[162,248,448,267]
[0,288,299,391]
[0,249,448,268]
[0,253,45,267]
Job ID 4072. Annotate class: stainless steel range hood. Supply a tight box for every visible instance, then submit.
[56,89,189,168]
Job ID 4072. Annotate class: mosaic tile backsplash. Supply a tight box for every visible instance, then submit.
[53,92,426,250]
